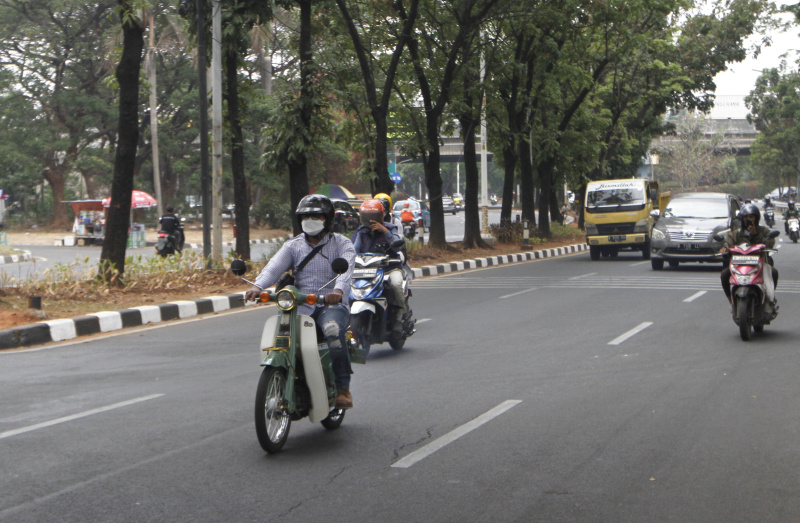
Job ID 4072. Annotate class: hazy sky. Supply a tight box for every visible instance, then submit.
[713,13,798,96]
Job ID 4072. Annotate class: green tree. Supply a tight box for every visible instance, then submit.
[0,0,119,227]
[746,66,800,191]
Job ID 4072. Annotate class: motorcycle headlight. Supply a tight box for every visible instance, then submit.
[633,218,650,233]
[276,289,297,310]
[351,275,380,300]
[652,228,666,241]
[585,222,598,235]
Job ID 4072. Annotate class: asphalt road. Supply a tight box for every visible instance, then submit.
[2,226,800,521]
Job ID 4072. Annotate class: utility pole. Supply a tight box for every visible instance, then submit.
[146,11,163,218]
[480,43,489,234]
[211,0,223,263]
[196,0,211,266]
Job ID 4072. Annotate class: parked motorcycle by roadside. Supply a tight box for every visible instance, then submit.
[349,244,416,355]
[714,230,780,341]
[231,258,364,453]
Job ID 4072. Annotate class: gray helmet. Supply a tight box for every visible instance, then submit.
[296,194,334,231]
[739,203,760,228]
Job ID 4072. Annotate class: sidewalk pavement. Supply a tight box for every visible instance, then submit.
[0,242,588,350]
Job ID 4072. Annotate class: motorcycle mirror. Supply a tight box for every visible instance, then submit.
[712,233,725,242]
[230,259,247,276]
[331,257,349,274]
[390,238,405,250]
[769,230,780,239]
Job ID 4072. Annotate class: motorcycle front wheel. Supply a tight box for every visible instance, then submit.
[737,299,752,341]
[349,311,371,356]
[255,366,291,453]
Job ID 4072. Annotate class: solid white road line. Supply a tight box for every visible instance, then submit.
[499,288,538,299]
[683,291,707,303]
[630,261,650,266]
[0,394,164,440]
[415,318,432,324]
[391,399,522,469]
[608,322,654,346]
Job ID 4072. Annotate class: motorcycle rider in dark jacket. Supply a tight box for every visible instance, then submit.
[783,201,799,234]
[719,203,778,309]
[352,198,408,335]
[159,206,184,251]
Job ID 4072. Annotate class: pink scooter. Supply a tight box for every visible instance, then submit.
[716,230,780,340]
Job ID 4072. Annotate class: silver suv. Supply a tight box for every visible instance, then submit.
[650,192,741,270]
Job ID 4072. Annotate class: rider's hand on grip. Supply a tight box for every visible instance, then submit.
[245,285,263,302]
[324,290,343,305]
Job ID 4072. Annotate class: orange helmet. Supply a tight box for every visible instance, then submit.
[359,199,384,227]
[403,202,410,208]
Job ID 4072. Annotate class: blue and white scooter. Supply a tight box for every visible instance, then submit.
[349,246,415,355]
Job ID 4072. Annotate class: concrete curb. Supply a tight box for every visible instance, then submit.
[0,242,588,350]
[0,250,32,265]
[184,235,291,251]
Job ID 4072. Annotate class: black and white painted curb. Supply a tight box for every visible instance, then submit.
[0,250,32,265]
[0,242,587,350]
[183,235,290,251]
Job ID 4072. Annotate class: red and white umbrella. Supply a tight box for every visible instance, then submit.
[102,190,158,209]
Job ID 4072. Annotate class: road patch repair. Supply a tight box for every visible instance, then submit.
[0,242,587,350]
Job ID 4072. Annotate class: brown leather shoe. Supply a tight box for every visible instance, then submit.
[335,388,353,409]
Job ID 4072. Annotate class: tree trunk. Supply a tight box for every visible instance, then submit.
[100,3,144,281]
[518,132,535,225]
[500,146,516,224]
[537,157,555,237]
[226,50,251,260]
[288,0,313,235]
[42,165,69,228]
[461,116,490,248]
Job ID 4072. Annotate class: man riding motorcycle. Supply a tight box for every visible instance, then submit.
[159,205,185,251]
[719,203,778,310]
[352,199,408,336]
[783,200,799,234]
[245,194,356,409]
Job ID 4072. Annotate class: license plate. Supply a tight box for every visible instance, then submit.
[608,235,626,242]
[732,255,759,265]
[353,268,378,277]
[679,243,702,250]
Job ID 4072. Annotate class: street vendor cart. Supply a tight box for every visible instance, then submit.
[67,200,106,246]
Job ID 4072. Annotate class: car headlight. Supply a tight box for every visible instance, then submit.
[652,228,666,241]
[276,289,297,310]
[585,222,598,235]
[634,218,650,233]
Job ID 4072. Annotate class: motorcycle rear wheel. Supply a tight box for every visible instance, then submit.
[737,299,752,341]
[255,366,291,453]
[321,409,345,430]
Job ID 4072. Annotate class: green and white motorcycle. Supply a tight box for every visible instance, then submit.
[231,258,364,454]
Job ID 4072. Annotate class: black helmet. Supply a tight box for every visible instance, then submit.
[739,203,760,227]
[166,205,174,213]
[296,194,334,231]
[789,200,796,209]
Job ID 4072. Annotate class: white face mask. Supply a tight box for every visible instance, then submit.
[301,217,325,236]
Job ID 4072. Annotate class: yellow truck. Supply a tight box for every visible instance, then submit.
[583,179,669,261]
